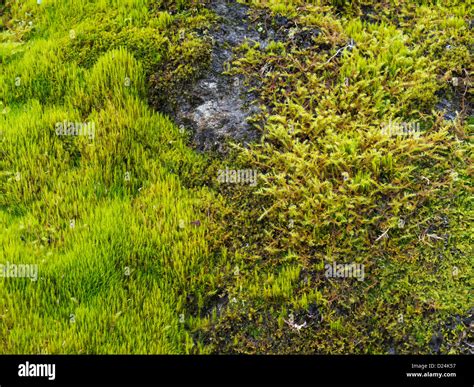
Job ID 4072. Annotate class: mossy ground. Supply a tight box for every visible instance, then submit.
[0,0,472,354]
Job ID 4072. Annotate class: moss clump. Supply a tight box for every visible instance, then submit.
[148,3,213,113]
[149,35,212,112]
[0,1,10,31]
[64,24,169,74]
[0,0,222,354]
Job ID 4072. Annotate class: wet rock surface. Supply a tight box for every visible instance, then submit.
[435,78,472,121]
[167,0,264,152]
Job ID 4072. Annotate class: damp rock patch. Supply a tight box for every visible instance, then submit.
[161,0,264,152]
[435,75,472,121]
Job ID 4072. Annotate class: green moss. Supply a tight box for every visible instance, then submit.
[202,0,472,354]
[0,0,471,355]
[0,0,221,354]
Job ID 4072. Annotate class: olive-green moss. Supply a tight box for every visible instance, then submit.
[202,0,472,354]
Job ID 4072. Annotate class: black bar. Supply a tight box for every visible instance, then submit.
[0,355,471,386]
